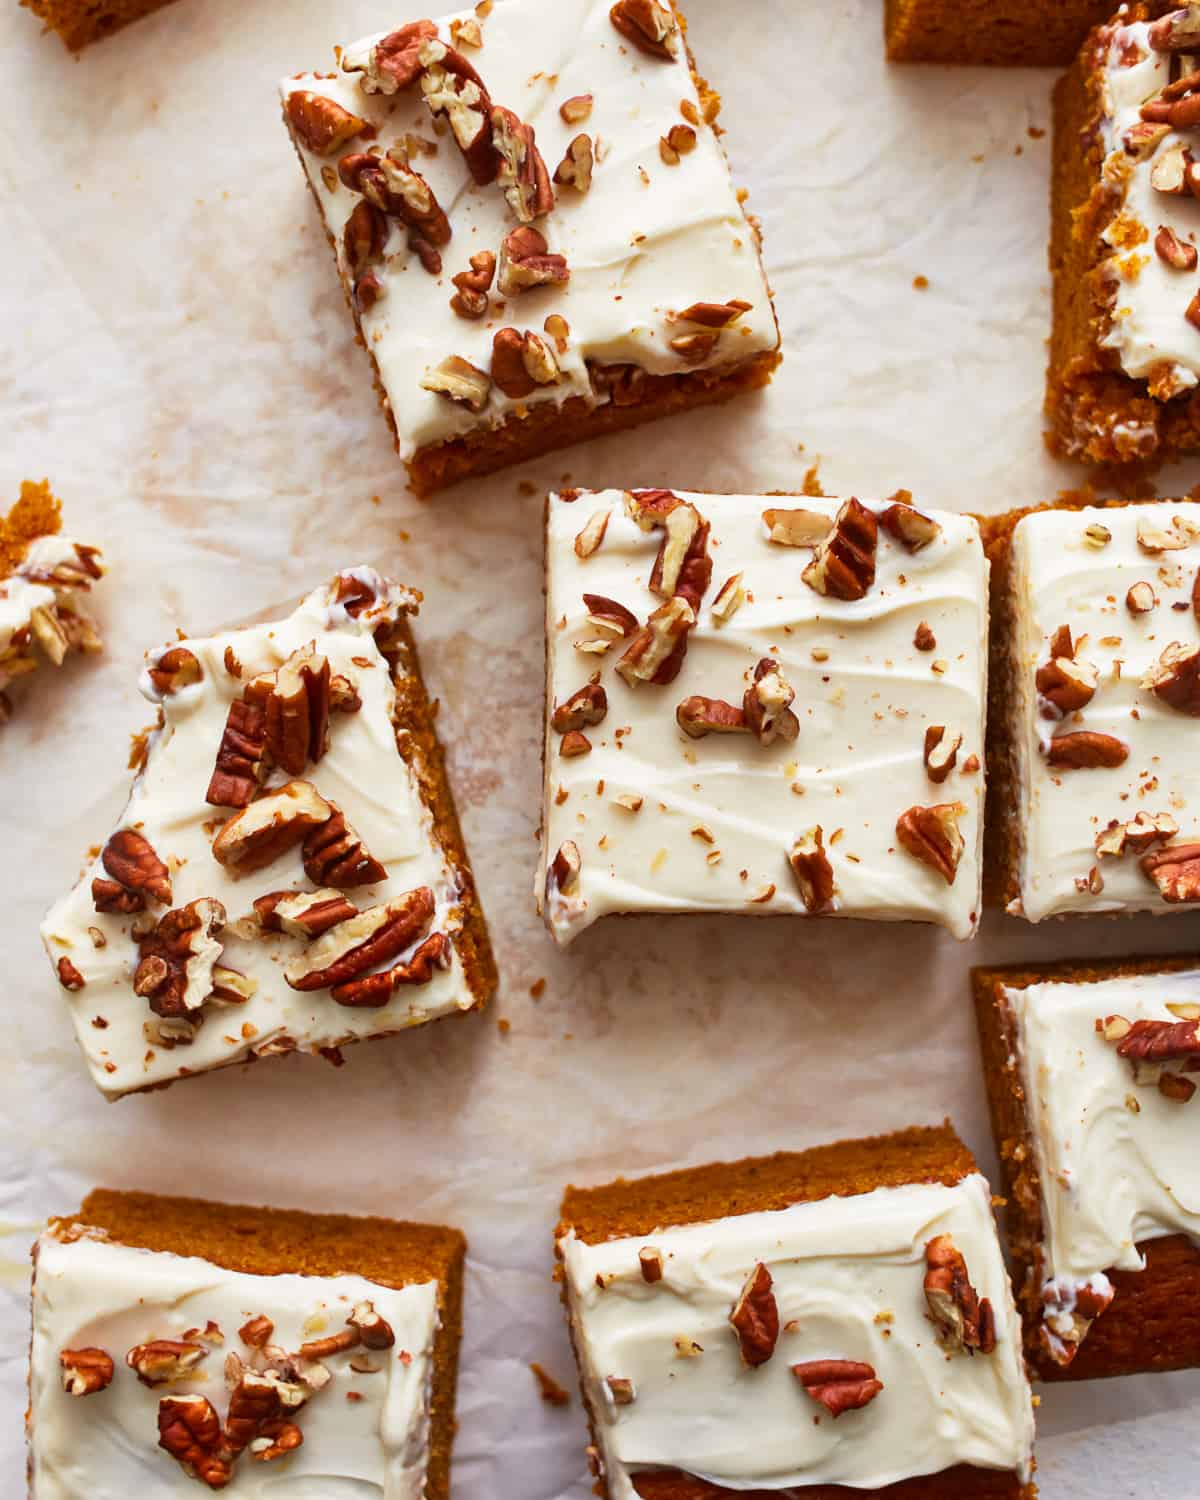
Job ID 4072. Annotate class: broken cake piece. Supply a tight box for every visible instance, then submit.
[40,567,495,1099]
[279,0,780,497]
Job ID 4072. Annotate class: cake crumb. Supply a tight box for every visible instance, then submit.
[1028,125,1045,139]
[530,978,546,999]
[912,274,929,291]
[497,1017,511,1035]
[801,462,825,497]
[530,1362,570,1406]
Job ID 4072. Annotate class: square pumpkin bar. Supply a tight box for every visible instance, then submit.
[40,567,495,1099]
[556,1124,1036,1499]
[884,0,1154,67]
[537,488,990,944]
[975,956,1200,1380]
[29,1188,464,1495]
[280,0,780,497]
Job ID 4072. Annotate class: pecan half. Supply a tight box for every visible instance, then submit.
[343,20,438,93]
[60,1347,114,1396]
[788,827,835,912]
[553,683,607,732]
[421,355,492,411]
[254,888,360,938]
[285,887,434,990]
[791,1360,883,1418]
[896,802,966,885]
[1035,628,1096,713]
[491,105,554,222]
[879,499,940,551]
[347,1301,395,1348]
[1144,641,1200,714]
[1106,1014,1200,1065]
[492,327,560,398]
[134,899,227,1020]
[418,38,500,184]
[589,360,646,406]
[331,930,451,1005]
[923,1236,996,1355]
[257,645,332,776]
[583,593,639,637]
[302,807,387,887]
[450,250,496,319]
[158,1395,232,1489]
[762,507,830,548]
[212,781,333,875]
[343,200,387,280]
[676,696,747,738]
[207,698,268,809]
[923,725,962,784]
[554,133,594,192]
[616,597,696,686]
[1044,731,1128,769]
[609,0,679,59]
[127,1339,208,1386]
[802,498,878,601]
[497,226,570,296]
[147,645,203,697]
[286,91,366,155]
[1141,840,1200,901]
[101,829,172,907]
[743,659,799,745]
[224,1371,289,1456]
[729,1262,779,1367]
[1095,810,1177,858]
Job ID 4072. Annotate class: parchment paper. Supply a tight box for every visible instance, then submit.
[1,1,1199,1493]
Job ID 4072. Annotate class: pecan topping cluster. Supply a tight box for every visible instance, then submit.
[615,491,712,687]
[1097,1011,1200,1101]
[1040,1276,1115,1367]
[923,1236,996,1355]
[0,537,105,718]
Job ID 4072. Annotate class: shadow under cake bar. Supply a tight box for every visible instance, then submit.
[0,480,104,727]
[884,0,1149,66]
[537,488,990,945]
[17,0,177,50]
[974,955,1200,1380]
[40,567,495,1099]
[985,498,1200,920]
[29,1188,464,1495]
[555,1124,1036,1500]
[279,0,780,498]
[1048,4,1200,467]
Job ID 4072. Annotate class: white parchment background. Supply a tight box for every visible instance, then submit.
[1,0,1199,1493]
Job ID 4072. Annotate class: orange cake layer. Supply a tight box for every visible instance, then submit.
[885,0,1126,66]
[0,480,61,577]
[19,0,180,50]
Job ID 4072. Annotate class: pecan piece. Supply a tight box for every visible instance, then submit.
[552,683,608,732]
[676,696,747,738]
[639,1247,663,1282]
[923,725,962,784]
[302,807,387,887]
[239,1316,274,1349]
[259,645,332,776]
[1041,1278,1114,1367]
[896,802,966,885]
[133,898,227,1020]
[158,1395,232,1489]
[710,572,745,623]
[146,645,203,697]
[343,20,438,93]
[285,887,435,990]
[347,1300,395,1348]
[1035,626,1096,713]
[224,1371,287,1456]
[1141,840,1200,901]
[1106,1014,1200,1065]
[742,659,799,745]
[560,94,593,123]
[497,226,570,296]
[1143,641,1200,714]
[671,299,752,328]
[251,1420,304,1463]
[626,489,712,606]
[1095,811,1177,858]
[60,1347,114,1396]
[609,0,679,59]
[331,930,451,1005]
[491,106,554,222]
[583,593,639,637]
[728,1262,778,1367]
[554,133,594,192]
[1155,224,1198,270]
[1044,731,1129,769]
[879,499,940,551]
[802,498,877,601]
[418,38,500,183]
[212,781,333,876]
[589,360,646,406]
[101,828,172,907]
[791,1360,883,1418]
[616,597,696,686]
[1149,5,1200,51]
[286,91,366,155]
[450,250,496,319]
[254,888,359,938]
[421,355,492,411]
[127,1339,208,1386]
[575,508,610,559]
[788,827,835,913]
[924,1236,996,1355]
[207,698,268,809]
[763,507,831,548]
[57,956,85,991]
[492,327,560,399]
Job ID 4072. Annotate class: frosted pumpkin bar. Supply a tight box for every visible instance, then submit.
[29,1188,464,1495]
[537,488,990,945]
[40,567,495,1099]
[279,0,780,497]
[555,1124,1036,1499]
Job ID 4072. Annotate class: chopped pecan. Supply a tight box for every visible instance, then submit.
[298,1329,359,1362]
[421,355,492,411]
[101,828,172,907]
[676,696,747,738]
[1143,640,1200,714]
[286,91,366,155]
[1044,731,1129,769]
[354,269,385,312]
[450,250,496,319]
[224,1371,288,1455]
[668,331,716,363]
[343,19,438,93]
[575,508,610,559]
[616,597,696,686]
[671,299,751,328]
[57,956,85,991]
[207,698,268,809]
[1126,579,1159,614]
[158,1395,232,1489]
[134,899,227,1019]
[331,930,451,1005]
[791,1360,883,1418]
[239,1316,274,1349]
[1035,627,1096,713]
[1149,5,1200,51]
[250,1419,304,1463]
[1095,810,1177,858]
[497,226,570,296]
[254,888,359,938]
[896,802,966,885]
[743,659,799,745]
[339,151,451,273]
[1141,840,1200,901]
[729,1262,778,1367]
[259,645,332,776]
[788,827,835,912]
[343,196,387,286]
[302,807,387,887]
[1124,120,1171,157]
[147,645,203,697]
[1040,1278,1114,1367]
[763,507,831,548]
[491,105,554,222]
[418,38,500,184]
[127,1339,208,1386]
[583,593,639,637]
[802,498,878,601]
[60,1346,114,1396]
[492,327,560,398]
[1137,514,1192,552]
[609,0,679,59]
[878,499,940,551]
[553,683,608,732]
[560,93,593,123]
[213,781,333,875]
[1155,225,1198,270]
[606,1375,635,1404]
[554,133,594,193]
[639,1246,663,1282]
[347,1301,395,1349]
[924,1236,996,1355]
[923,725,962,784]
[710,572,745,623]
[626,489,712,608]
[549,840,582,897]
[285,887,434,990]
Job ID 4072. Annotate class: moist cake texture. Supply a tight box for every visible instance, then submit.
[40,567,494,1099]
[280,0,780,496]
[537,488,989,944]
[556,1125,1035,1499]
[18,0,178,50]
[884,0,1127,66]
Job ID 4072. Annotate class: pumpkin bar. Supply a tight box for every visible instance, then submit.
[1047,4,1200,467]
[17,0,178,50]
[0,480,104,727]
[537,488,990,945]
[29,1188,464,1495]
[279,0,780,498]
[984,498,1200,919]
[555,1123,1036,1500]
[974,955,1200,1380]
[884,0,1156,67]
[40,567,495,1100]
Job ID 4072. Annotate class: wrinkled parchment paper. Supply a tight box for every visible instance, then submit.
[2,0,1199,1493]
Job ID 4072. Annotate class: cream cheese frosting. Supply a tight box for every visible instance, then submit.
[559,1173,1034,1496]
[0,534,104,687]
[537,490,989,944]
[30,1231,438,1498]
[1098,16,1200,401]
[40,568,477,1099]
[280,0,778,460]
[1006,969,1200,1346]
[1007,501,1200,920]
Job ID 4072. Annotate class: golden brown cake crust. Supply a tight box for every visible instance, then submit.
[52,1188,465,1500]
[0,480,61,579]
[19,0,180,51]
[884,0,1122,67]
[973,954,1200,1382]
[630,1466,1033,1500]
